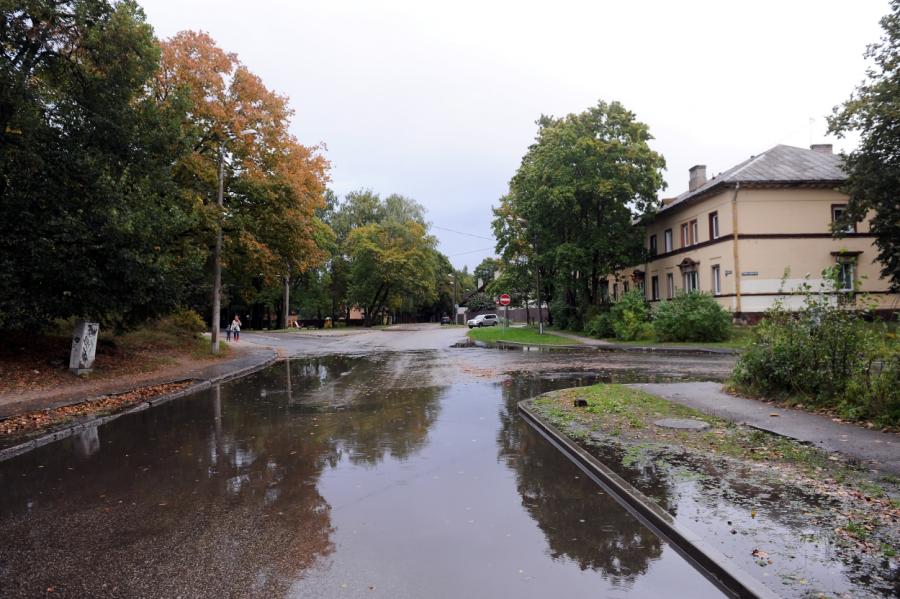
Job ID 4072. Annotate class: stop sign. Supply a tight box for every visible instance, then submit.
[498,294,511,306]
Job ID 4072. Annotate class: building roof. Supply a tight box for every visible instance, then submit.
[659,144,846,215]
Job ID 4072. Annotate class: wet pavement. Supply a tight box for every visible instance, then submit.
[0,336,733,598]
[635,382,900,475]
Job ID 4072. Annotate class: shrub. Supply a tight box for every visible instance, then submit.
[653,291,731,342]
[732,286,900,427]
[585,312,614,338]
[549,298,579,331]
[160,308,206,337]
[610,290,650,341]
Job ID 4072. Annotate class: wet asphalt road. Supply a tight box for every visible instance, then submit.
[0,325,735,598]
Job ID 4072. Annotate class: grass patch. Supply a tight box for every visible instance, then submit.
[468,326,578,346]
[532,384,836,474]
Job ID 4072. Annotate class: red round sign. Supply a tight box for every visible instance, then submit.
[498,294,511,306]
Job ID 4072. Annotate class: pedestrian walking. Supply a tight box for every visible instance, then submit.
[225,320,232,342]
[231,315,241,341]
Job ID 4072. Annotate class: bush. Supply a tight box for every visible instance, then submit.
[653,291,731,342]
[585,312,614,338]
[610,290,650,341]
[732,290,900,427]
[161,308,206,336]
[549,298,580,331]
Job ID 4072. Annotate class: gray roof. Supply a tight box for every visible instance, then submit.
[660,144,846,215]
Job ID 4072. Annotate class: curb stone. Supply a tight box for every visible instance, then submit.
[518,399,779,599]
[0,349,278,463]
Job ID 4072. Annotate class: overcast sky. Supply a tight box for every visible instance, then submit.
[140,0,889,269]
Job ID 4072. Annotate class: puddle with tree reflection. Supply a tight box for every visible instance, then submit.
[0,355,723,598]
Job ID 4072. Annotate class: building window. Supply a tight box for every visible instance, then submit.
[683,271,699,292]
[831,205,856,233]
[664,229,673,252]
[709,212,719,239]
[838,262,854,291]
[711,265,721,295]
[666,273,674,298]
[613,283,618,301]
[681,220,699,247]
[623,280,629,293]
[649,234,657,256]
[651,276,659,301]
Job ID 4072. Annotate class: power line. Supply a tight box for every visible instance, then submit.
[447,246,496,257]
[432,225,495,241]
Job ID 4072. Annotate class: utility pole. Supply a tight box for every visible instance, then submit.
[209,129,256,353]
[210,146,225,354]
[281,268,290,329]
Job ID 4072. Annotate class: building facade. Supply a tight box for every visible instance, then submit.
[610,144,898,319]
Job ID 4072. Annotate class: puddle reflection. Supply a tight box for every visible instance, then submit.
[0,356,722,598]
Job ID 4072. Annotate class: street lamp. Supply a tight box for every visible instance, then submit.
[448,274,459,324]
[211,128,257,354]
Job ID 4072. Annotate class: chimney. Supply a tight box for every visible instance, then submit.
[688,165,707,192]
[810,144,833,155]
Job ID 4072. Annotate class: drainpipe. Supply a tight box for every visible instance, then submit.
[731,183,742,315]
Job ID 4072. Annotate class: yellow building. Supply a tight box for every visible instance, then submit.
[610,144,899,320]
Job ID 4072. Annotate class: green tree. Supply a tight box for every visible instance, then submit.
[828,0,900,289]
[466,293,496,313]
[0,0,201,329]
[493,100,666,329]
[474,257,503,288]
[346,221,438,326]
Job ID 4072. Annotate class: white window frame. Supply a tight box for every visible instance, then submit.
[710,212,719,239]
[838,261,855,291]
[664,229,673,252]
[651,276,659,301]
[711,265,721,295]
[666,273,674,298]
[691,219,699,245]
[682,271,699,292]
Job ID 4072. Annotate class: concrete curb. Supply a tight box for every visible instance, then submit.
[0,349,278,463]
[518,399,779,599]
[597,344,740,356]
[485,340,585,351]
[468,333,739,355]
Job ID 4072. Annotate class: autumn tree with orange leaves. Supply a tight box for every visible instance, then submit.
[154,30,330,330]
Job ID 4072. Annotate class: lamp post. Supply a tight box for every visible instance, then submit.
[210,129,257,354]
[448,274,459,324]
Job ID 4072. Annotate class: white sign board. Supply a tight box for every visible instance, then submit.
[69,320,100,374]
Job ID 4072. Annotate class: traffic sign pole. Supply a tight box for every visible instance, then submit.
[498,293,511,327]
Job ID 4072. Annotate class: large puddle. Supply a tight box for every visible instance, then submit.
[0,353,725,598]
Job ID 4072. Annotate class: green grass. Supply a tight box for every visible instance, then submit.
[532,384,832,471]
[468,325,579,346]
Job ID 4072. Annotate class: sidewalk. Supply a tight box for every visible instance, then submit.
[0,343,277,421]
[549,330,740,354]
[632,381,900,475]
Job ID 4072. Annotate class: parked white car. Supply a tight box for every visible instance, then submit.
[467,314,499,328]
